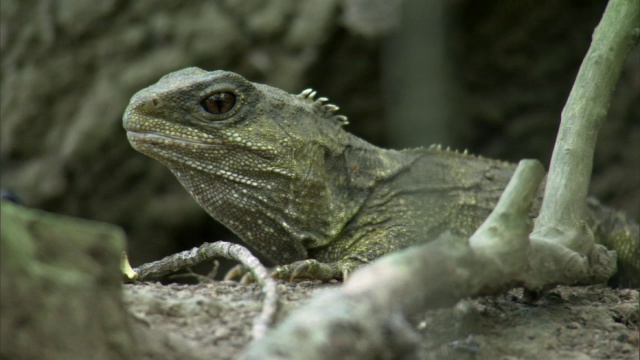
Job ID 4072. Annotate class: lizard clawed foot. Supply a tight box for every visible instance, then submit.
[272,260,341,282]
[271,259,361,282]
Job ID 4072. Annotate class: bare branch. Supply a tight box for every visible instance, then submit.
[527,0,639,289]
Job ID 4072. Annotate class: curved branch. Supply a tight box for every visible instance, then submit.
[527,0,638,289]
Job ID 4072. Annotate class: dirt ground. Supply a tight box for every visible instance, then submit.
[123,279,639,360]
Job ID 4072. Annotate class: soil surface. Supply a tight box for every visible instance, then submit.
[123,280,639,360]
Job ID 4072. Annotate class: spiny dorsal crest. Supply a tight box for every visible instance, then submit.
[427,144,513,167]
[428,144,482,159]
[297,88,349,126]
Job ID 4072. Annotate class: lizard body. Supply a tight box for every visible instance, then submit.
[123,68,638,285]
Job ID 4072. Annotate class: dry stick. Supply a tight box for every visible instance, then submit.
[240,160,545,360]
[133,241,278,340]
[527,0,639,290]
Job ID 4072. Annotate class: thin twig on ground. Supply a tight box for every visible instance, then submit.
[132,241,278,340]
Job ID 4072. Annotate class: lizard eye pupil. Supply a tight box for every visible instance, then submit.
[201,92,236,115]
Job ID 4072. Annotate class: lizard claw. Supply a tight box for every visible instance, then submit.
[224,264,256,283]
[239,272,256,284]
[223,264,247,281]
[290,259,320,281]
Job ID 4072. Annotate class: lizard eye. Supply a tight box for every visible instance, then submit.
[201,92,236,115]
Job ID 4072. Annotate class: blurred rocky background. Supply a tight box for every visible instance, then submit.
[2,0,638,267]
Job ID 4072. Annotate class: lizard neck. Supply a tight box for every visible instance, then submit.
[276,131,416,249]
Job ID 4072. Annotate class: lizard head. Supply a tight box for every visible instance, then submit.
[123,67,356,263]
[124,67,348,170]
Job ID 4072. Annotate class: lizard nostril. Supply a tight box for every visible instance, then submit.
[150,97,162,108]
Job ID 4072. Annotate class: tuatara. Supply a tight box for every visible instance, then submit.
[123,68,638,286]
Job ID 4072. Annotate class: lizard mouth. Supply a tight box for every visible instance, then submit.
[126,131,222,147]
[126,131,278,161]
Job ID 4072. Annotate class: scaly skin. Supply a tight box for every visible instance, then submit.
[123,68,638,286]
